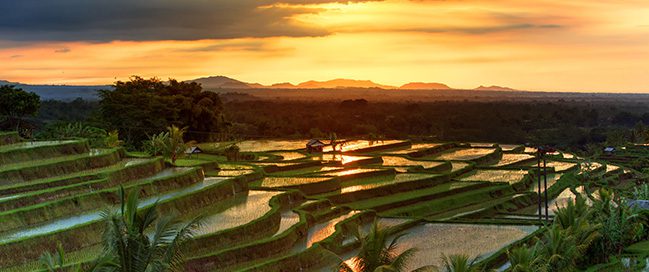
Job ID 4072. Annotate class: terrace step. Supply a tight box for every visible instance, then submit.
[0,176,240,268]
[0,157,163,196]
[0,148,123,186]
[345,182,491,212]
[0,167,203,233]
[380,184,515,217]
[0,132,20,146]
[0,140,89,165]
[0,158,164,212]
[431,193,528,220]
[320,173,450,204]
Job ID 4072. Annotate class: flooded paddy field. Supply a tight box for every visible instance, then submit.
[0,136,629,272]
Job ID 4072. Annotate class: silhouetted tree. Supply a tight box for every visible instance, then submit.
[0,85,40,131]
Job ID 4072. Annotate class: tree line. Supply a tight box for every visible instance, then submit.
[4,77,649,154]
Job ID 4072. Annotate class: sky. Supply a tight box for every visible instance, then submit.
[1,0,649,92]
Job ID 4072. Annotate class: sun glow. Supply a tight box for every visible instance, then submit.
[2,0,649,91]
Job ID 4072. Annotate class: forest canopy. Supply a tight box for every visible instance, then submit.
[98,76,224,146]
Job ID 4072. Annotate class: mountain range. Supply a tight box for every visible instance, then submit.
[188,76,517,91]
[0,75,520,101]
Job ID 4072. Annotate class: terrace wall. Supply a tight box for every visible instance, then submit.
[0,148,123,186]
[0,140,90,165]
[0,173,247,268]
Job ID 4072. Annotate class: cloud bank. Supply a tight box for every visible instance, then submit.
[0,0,377,41]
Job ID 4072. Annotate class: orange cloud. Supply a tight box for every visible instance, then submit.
[1,0,649,92]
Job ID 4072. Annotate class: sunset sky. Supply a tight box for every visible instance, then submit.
[2,0,649,92]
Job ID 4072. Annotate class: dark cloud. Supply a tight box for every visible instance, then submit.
[55,47,71,53]
[0,0,377,42]
[10,54,24,58]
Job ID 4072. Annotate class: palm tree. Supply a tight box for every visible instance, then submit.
[339,220,416,272]
[437,254,481,272]
[538,224,578,272]
[99,187,201,272]
[507,244,547,272]
[166,125,190,164]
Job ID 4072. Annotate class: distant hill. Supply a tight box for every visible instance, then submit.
[269,82,297,89]
[400,82,452,90]
[295,79,396,89]
[189,76,253,89]
[474,85,518,91]
[0,80,107,101]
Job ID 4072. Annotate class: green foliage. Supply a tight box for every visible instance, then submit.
[437,254,480,272]
[37,122,109,147]
[104,130,123,148]
[507,189,646,271]
[507,244,546,272]
[224,144,241,161]
[144,131,169,157]
[98,76,223,147]
[98,186,202,272]
[338,220,417,272]
[143,126,191,164]
[633,183,649,200]
[590,189,644,258]
[0,85,40,130]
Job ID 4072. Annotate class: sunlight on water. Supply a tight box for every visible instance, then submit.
[393,223,537,271]
[273,211,301,237]
[383,143,442,154]
[196,190,281,235]
[492,153,535,167]
[433,148,496,161]
[340,173,435,194]
[381,156,444,169]
[321,168,383,177]
[215,169,255,176]
[0,174,227,243]
[499,144,524,152]
[269,151,307,161]
[310,154,370,164]
[306,211,359,247]
[323,140,404,152]
[259,176,332,187]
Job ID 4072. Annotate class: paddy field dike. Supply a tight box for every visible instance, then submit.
[0,133,635,271]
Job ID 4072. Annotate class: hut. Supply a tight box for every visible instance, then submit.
[306,139,325,153]
[185,146,203,158]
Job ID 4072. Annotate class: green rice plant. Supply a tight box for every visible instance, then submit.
[36,123,108,148]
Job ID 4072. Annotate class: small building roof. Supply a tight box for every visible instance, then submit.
[185,146,203,154]
[307,139,325,147]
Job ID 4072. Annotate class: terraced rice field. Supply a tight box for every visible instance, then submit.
[255,176,332,188]
[460,170,529,184]
[388,223,538,271]
[0,134,628,272]
[430,148,497,161]
[323,140,407,152]
[381,156,445,169]
[309,154,370,164]
[382,143,442,154]
[492,153,535,167]
[268,151,307,161]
